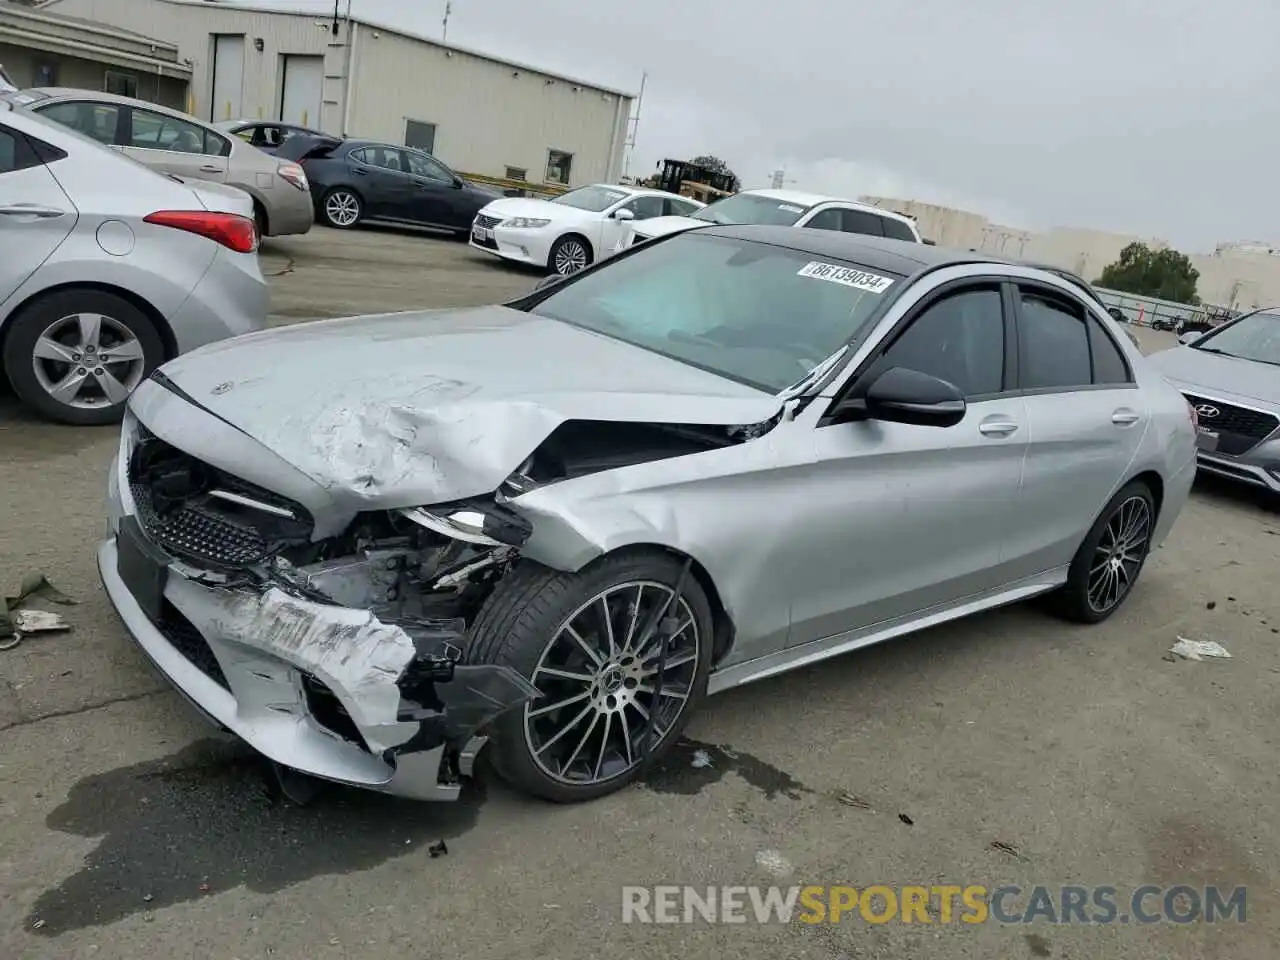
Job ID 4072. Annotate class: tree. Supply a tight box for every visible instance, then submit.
[1095,242,1201,304]
[689,155,741,192]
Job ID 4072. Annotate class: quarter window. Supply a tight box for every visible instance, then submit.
[1088,315,1132,385]
[1018,289,1093,390]
[881,286,1005,397]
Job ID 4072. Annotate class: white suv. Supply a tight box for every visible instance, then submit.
[620,188,923,250]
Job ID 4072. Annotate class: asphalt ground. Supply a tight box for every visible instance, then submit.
[1,227,1276,959]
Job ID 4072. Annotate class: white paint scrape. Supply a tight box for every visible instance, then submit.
[215,587,419,752]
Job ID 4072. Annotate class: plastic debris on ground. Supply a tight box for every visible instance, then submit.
[1,574,77,650]
[690,748,713,769]
[1169,637,1232,662]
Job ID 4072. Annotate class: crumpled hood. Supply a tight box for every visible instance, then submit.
[479,196,588,222]
[631,214,705,239]
[150,306,780,507]
[1145,346,1280,406]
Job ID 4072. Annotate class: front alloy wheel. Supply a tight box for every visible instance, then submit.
[467,552,714,802]
[550,235,591,276]
[524,580,701,786]
[322,189,361,228]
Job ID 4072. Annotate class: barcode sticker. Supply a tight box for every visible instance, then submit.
[797,262,894,293]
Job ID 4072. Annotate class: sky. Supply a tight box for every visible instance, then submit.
[256,0,1280,251]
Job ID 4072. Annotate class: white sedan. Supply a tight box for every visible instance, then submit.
[469,183,704,275]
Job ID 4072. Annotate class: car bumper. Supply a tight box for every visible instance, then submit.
[168,247,268,354]
[100,430,538,800]
[1194,446,1280,492]
[263,187,315,237]
[469,224,555,268]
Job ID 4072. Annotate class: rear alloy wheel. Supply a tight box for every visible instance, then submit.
[1048,480,1155,623]
[467,552,713,802]
[321,188,361,228]
[2,290,163,425]
[549,235,592,276]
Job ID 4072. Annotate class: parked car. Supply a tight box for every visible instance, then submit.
[3,88,313,237]
[0,98,266,425]
[214,119,328,156]
[1147,307,1280,492]
[470,183,704,275]
[277,134,501,233]
[98,227,1195,805]
[622,189,924,251]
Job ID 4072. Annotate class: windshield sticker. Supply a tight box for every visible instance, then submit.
[604,191,626,203]
[797,261,894,293]
[778,204,805,213]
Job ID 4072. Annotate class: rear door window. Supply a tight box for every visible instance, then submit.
[879,217,918,242]
[1017,288,1093,390]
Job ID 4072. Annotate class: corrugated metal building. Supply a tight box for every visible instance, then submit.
[35,0,635,186]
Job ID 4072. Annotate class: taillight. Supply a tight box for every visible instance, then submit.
[144,210,258,254]
[277,161,308,191]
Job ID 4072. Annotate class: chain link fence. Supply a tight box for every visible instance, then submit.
[1094,287,1238,332]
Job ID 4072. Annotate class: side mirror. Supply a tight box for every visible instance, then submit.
[453,177,464,188]
[1179,331,1201,346]
[833,366,966,427]
[534,273,565,292]
[613,207,635,221]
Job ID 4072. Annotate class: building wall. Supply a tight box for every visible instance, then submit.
[0,40,185,106]
[863,193,1280,309]
[47,0,632,183]
[348,26,629,184]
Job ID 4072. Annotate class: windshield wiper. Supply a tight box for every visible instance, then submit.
[778,345,849,400]
[1196,347,1240,359]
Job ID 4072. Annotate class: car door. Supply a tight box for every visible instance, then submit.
[1005,281,1147,575]
[123,106,230,182]
[599,194,666,252]
[785,278,1027,646]
[404,149,462,227]
[348,146,413,219]
[0,123,75,304]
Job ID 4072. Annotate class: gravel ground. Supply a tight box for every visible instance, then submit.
[1,228,1276,959]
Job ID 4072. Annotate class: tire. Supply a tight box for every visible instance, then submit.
[1045,479,1156,624]
[253,201,270,239]
[467,549,714,802]
[320,187,362,229]
[548,234,593,276]
[2,289,164,426]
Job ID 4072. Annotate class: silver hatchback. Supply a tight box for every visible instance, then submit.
[5,88,313,237]
[0,100,267,424]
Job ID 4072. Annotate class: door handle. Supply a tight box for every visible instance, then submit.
[353,168,367,175]
[978,419,1019,437]
[1111,410,1141,425]
[0,204,65,219]
[198,164,222,173]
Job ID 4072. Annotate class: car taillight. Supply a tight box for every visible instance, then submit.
[144,210,258,254]
[278,162,308,191]
[1187,400,1199,431]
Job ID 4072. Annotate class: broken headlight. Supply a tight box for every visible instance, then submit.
[398,499,532,548]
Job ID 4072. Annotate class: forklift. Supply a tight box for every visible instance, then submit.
[648,159,737,200]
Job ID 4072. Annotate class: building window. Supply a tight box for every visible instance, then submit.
[505,166,527,181]
[545,149,572,185]
[35,61,58,87]
[404,119,436,154]
[104,71,139,98]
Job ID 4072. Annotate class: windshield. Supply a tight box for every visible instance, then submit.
[1192,310,1280,366]
[692,193,812,226]
[551,185,629,213]
[529,233,900,392]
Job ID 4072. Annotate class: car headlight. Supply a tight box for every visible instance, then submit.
[505,217,551,229]
[399,501,532,548]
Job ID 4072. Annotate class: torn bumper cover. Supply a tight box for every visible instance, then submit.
[97,524,538,801]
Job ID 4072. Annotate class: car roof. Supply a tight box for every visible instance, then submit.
[740,188,916,225]
[694,224,1000,275]
[20,86,220,125]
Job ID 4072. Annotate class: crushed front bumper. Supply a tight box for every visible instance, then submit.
[99,443,539,800]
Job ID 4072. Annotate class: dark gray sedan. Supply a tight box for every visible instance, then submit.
[1147,307,1280,491]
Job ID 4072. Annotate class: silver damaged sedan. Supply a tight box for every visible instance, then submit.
[98,226,1198,803]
